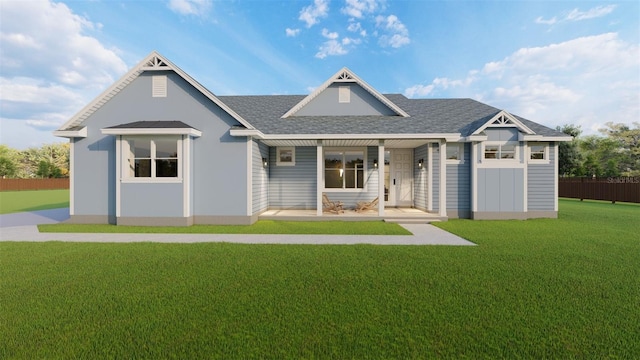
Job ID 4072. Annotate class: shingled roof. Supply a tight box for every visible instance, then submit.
[218,94,567,138]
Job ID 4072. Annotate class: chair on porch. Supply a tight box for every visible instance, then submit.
[322,193,344,214]
[355,197,379,213]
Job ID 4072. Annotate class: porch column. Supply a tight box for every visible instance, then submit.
[316,140,323,216]
[439,140,447,217]
[378,140,385,216]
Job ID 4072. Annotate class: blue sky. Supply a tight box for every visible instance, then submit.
[1,0,638,149]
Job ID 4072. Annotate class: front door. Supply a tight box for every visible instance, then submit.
[385,149,413,207]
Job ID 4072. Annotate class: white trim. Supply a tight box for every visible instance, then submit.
[120,136,183,180]
[115,136,121,218]
[230,129,461,141]
[183,136,191,217]
[523,145,528,212]
[481,141,520,163]
[465,134,487,142]
[247,138,252,216]
[471,142,478,213]
[527,142,551,164]
[316,141,323,216]
[102,127,202,137]
[472,110,535,135]
[445,143,465,164]
[378,141,385,216]
[554,143,559,212]
[282,67,410,118]
[322,147,367,191]
[57,51,254,132]
[53,127,87,138]
[69,139,75,216]
[439,141,447,217]
[276,147,296,166]
[427,144,433,212]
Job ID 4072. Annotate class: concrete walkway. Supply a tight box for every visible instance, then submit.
[0,208,475,246]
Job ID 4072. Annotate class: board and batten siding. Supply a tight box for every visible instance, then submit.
[269,147,317,209]
[252,140,269,215]
[528,142,556,211]
[446,143,471,212]
[413,144,429,211]
[477,168,525,212]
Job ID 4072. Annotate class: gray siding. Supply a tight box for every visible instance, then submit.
[486,128,518,141]
[432,143,440,211]
[252,140,269,214]
[325,147,379,207]
[295,83,396,116]
[413,144,429,211]
[120,183,183,217]
[73,70,248,220]
[269,147,317,209]
[528,142,556,211]
[477,168,524,212]
[447,143,471,211]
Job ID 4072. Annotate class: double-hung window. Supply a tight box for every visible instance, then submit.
[528,142,549,163]
[484,142,518,160]
[324,149,365,189]
[127,137,180,179]
[446,143,465,164]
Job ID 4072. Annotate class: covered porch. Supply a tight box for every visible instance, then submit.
[259,207,447,223]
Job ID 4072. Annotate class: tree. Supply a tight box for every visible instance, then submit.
[598,122,640,176]
[0,145,19,178]
[556,124,582,176]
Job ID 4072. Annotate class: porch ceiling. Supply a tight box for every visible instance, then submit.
[260,139,436,148]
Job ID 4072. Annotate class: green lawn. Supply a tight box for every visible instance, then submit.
[0,189,69,214]
[2,199,639,358]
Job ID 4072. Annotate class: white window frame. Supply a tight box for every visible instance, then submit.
[483,141,519,162]
[323,147,367,192]
[446,143,465,164]
[276,147,295,166]
[122,136,182,183]
[528,142,550,164]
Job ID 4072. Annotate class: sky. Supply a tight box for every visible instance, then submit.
[0,0,638,149]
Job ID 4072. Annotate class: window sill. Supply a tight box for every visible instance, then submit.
[121,178,183,184]
[446,160,465,165]
[528,160,550,165]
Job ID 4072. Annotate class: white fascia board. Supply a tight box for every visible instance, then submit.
[472,110,535,136]
[519,133,574,142]
[282,67,409,118]
[53,127,88,138]
[101,128,202,137]
[465,134,488,142]
[229,129,265,138]
[252,133,462,140]
[56,51,254,132]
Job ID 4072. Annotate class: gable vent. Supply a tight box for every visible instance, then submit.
[152,75,167,97]
[492,114,514,125]
[339,86,350,103]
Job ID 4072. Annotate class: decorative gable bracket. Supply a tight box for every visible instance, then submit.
[141,56,170,70]
[472,110,535,135]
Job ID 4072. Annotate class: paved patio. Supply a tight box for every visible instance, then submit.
[260,207,447,223]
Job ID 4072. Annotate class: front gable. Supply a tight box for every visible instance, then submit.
[282,68,409,118]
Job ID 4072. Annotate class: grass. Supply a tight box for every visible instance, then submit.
[39,220,411,235]
[1,199,639,358]
[0,189,69,214]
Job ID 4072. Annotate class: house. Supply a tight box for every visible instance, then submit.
[54,51,572,226]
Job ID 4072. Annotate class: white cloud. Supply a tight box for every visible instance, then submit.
[299,0,329,28]
[347,21,367,36]
[0,0,127,148]
[321,28,339,39]
[536,4,616,25]
[342,0,383,19]
[404,33,640,135]
[315,28,349,59]
[375,15,410,48]
[167,0,212,17]
[285,28,301,37]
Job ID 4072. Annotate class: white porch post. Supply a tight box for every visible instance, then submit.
[439,140,447,217]
[378,140,385,216]
[471,141,478,214]
[317,140,323,216]
[427,143,433,212]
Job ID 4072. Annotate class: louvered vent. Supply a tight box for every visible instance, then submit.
[152,75,167,97]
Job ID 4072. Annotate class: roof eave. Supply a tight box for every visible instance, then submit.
[53,127,88,138]
[101,127,202,137]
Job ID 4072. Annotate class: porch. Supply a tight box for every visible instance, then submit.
[259,207,447,223]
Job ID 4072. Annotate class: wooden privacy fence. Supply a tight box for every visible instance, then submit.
[559,177,640,203]
[0,178,70,191]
